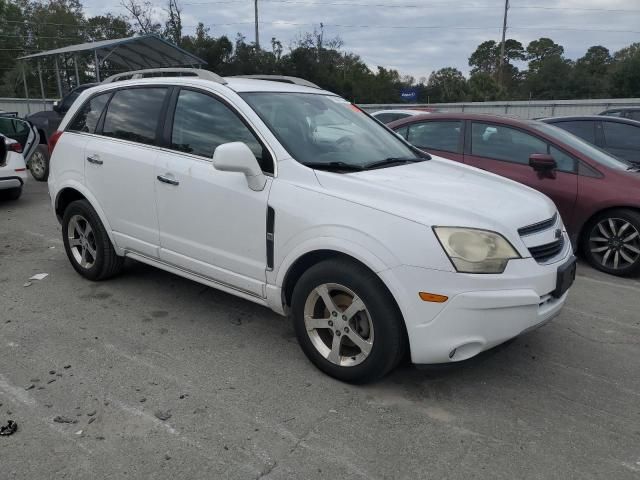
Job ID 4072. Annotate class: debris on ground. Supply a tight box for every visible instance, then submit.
[53,416,77,424]
[87,410,96,417]
[23,282,32,288]
[0,420,17,436]
[88,417,95,425]
[24,384,35,391]
[154,410,172,421]
[75,430,83,435]
[63,365,71,369]
[49,370,55,375]
[29,273,49,281]
[47,379,56,384]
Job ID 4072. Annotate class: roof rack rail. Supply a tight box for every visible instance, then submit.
[102,68,227,85]
[229,75,320,89]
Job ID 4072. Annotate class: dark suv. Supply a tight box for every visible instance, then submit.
[541,115,640,165]
[389,113,640,276]
[600,107,640,122]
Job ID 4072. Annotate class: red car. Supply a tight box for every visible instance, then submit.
[388,113,640,276]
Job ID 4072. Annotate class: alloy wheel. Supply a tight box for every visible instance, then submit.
[67,214,97,269]
[29,150,46,179]
[303,283,374,367]
[588,217,640,270]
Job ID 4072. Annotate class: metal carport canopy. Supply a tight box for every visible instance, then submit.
[18,34,207,72]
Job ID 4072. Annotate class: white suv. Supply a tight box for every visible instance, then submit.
[48,69,576,383]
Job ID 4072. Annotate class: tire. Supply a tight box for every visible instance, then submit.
[61,199,124,281]
[2,187,22,201]
[291,258,406,383]
[581,209,640,277]
[28,145,49,181]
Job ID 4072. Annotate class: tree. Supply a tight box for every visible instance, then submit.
[120,0,161,35]
[427,67,467,103]
[572,46,612,98]
[468,72,502,101]
[164,0,182,46]
[610,43,640,97]
[526,38,564,73]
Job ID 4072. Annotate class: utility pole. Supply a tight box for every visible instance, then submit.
[498,0,509,87]
[254,0,260,49]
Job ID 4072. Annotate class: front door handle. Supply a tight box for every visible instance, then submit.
[157,174,179,186]
[87,154,103,165]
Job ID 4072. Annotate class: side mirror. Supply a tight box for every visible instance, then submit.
[52,101,61,113]
[529,153,557,173]
[212,142,267,191]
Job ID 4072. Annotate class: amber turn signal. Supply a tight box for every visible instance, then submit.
[418,292,448,303]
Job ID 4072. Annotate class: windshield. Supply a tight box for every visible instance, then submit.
[240,92,423,169]
[532,122,632,170]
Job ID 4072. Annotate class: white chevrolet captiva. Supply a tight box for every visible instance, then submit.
[48,69,576,383]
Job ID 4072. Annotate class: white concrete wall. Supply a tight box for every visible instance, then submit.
[0,98,56,117]
[360,98,640,119]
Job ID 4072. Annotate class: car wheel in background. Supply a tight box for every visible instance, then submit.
[28,145,49,181]
[291,258,406,383]
[62,199,124,281]
[582,209,640,276]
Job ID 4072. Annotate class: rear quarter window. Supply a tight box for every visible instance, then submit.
[67,93,110,133]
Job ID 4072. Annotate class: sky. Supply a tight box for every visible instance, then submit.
[83,0,640,79]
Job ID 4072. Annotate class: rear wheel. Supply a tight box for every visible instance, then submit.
[291,258,406,383]
[62,200,124,280]
[28,145,49,181]
[582,209,640,276]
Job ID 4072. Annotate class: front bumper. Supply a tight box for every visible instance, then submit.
[380,253,572,364]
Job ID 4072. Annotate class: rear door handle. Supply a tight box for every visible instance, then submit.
[157,174,179,186]
[87,155,103,165]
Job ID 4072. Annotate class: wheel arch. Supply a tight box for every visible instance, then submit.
[54,184,121,254]
[279,248,411,363]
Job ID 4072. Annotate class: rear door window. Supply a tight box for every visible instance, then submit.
[102,88,168,145]
[471,122,547,164]
[554,120,596,144]
[407,120,462,153]
[67,93,110,133]
[602,121,640,150]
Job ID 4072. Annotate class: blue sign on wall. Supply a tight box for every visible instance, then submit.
[400,88,418,102]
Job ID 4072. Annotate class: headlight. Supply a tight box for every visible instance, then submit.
[433,227,521,274]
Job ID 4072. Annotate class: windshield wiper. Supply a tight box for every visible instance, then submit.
[303,161,365,172]
[363,157,426,170]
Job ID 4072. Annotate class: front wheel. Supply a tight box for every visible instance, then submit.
[291,258,406,383]
[582,209,640,276]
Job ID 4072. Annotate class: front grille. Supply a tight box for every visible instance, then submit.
[528,236,564,262]
[518,213,558,236]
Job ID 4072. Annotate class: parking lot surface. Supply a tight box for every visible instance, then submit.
[1,181,639,479]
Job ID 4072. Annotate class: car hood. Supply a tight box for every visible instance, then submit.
[314,156,558,236]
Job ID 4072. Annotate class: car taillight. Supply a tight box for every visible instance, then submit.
[8,142,22,153]
[49,130,63,155]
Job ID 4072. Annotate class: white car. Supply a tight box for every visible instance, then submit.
[48,70,575,383]
[371,109,428,124]
[0,134,29,200]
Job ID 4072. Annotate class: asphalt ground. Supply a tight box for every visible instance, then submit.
[1,181,639,479]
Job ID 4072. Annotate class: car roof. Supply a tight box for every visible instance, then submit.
[387,112,538,128]
[372,109,424,116]
[543,115,640,126]
[87,76,334,96]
